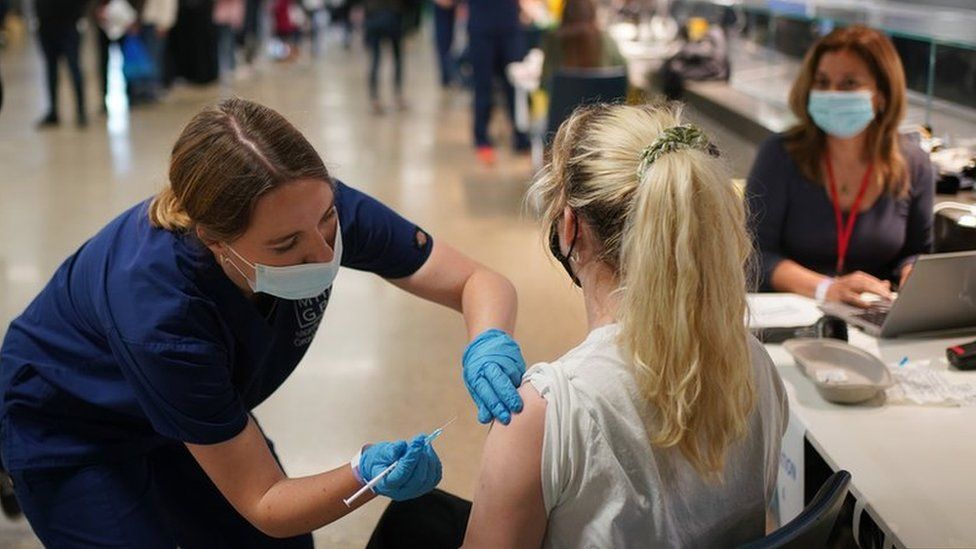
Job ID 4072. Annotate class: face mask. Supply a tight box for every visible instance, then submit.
[807,90,875,139]
[548,217,581,288]
[223,222,343,300]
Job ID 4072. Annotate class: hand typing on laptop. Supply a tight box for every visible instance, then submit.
[819,252,976,338]
[825,271,893,309]
[859,291,896,306]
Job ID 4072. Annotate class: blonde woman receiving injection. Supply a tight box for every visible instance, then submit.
[463,104,789,548]
[365,104,789,548]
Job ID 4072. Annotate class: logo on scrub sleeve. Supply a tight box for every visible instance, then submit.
[293,289,331,347]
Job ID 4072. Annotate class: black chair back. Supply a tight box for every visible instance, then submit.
[545,67,628,143]
[737,470,851,549]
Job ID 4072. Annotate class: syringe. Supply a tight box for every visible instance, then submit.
[342,416,456,507]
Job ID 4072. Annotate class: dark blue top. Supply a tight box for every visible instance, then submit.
[467,0,520,34]
[746,134,935,289]
[0,181,432,471]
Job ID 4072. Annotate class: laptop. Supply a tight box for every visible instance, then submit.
[819,251,976,338]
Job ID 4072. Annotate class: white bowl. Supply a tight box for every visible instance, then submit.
[783,338,893,404]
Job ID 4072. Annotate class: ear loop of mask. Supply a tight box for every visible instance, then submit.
[221,245,257,289]
[549,214,581,287]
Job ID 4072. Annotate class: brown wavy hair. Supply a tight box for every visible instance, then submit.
[557,0,603,69]
[149,98,331,242]
[785,26,908,196]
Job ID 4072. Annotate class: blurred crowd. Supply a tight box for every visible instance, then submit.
[1,0,621,167]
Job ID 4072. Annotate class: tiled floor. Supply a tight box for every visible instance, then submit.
[0,20,762,547]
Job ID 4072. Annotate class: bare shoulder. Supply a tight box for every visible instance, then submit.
[463,382,549,549]
[479,382,547,483]
[489,383,547,439]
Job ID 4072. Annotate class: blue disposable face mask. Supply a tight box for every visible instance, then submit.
[223,222,342,300]
[807,90,876,138]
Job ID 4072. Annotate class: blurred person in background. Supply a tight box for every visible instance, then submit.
[431,0,457,89]
[327,0,356,50]
[165,0,219,84]
[0,0,9,47]
[242,0,264,64]
[467,0,529,166]
[214,0,244,80]
[36,0,90,128]
[303,0,327,56]
[364,0,406,114]
[96,0,134,111]
[539,0,622,91]
[273,0,302,61]
[139,0,178,100]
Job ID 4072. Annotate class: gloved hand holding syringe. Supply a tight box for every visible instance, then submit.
[344,416,456,507]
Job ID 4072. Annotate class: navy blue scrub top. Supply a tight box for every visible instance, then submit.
[0,181,433,471]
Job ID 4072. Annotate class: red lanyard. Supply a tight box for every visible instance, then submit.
[824,153,873,275]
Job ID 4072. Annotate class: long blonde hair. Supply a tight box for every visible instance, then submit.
[528,103,756,476]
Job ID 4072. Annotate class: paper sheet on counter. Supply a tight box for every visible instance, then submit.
[885,360,976,406]
[747,294,823,328]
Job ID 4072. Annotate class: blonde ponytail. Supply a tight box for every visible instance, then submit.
[148,186,193,232]
[530,103,756,476]
[621,144,754,476]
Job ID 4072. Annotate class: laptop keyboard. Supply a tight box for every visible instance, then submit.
[853,304,892,327]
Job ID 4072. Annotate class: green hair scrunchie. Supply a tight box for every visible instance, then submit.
[636,125,718,181]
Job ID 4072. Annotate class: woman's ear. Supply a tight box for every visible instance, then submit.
[559,206,577,256]
[573,214,600,263]
[196,226,224,260]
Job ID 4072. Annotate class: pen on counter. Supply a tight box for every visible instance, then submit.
[898,356,909,368]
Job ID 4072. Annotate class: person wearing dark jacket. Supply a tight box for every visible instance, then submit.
[36,0,90,128]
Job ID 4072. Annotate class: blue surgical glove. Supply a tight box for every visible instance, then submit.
[359,434,442,501]
[462,329,526,425]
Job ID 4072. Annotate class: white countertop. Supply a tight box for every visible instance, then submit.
[755,294,976,547]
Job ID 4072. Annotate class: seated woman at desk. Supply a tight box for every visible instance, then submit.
[746,26,935,308]
[368,104,788,548]
[539,0,624,90]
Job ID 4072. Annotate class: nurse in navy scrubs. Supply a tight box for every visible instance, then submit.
[0,98,526,546]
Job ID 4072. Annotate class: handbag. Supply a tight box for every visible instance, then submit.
[121,35,157,82]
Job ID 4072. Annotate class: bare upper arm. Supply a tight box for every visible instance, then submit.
[463,382,549,549]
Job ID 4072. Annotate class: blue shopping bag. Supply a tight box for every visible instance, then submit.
[121,35,156,82]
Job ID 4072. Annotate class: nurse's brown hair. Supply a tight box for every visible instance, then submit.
[785,26,908,196]
[149,98,331,241]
